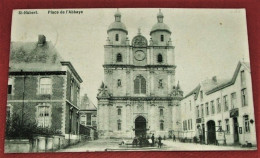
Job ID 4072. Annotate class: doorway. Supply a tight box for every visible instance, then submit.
[207,120,216,144]
[202,124,205,143]
[135,116,146,137]
[233,117,239,144]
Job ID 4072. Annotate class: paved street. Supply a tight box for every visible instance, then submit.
[58,139,256,152]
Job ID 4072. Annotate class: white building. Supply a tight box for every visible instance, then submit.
[180,61,256,146]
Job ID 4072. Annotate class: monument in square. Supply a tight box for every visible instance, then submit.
[97,9,183,139]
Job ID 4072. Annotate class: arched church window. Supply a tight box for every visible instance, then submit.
[160,120,164,131]
[117,79,121,87]
[160,109,163,116]
[115,34,119,41]
[134,75,146,94]
[117,108,121,115]
[161,35,164,42]
[116,53,122,62]
[157,54,163,63]
[117,120,122,131]
[159,79,163,88]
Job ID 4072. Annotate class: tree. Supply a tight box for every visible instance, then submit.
[5,112,61,140]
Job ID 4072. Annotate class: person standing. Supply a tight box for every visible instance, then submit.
[158,136,162,148]
[139,135,143,147]
[198,126,203,144]
[151,134,155,146]
[133,136,138,147]
[173,134,176,142]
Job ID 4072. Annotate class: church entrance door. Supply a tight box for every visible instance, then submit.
[135,116,146,137]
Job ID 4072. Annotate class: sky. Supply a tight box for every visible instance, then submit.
[11,8,250,105]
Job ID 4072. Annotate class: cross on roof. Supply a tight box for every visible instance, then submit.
[138,27,141,35]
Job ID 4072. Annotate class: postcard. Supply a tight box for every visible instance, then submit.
[5,8,257,153]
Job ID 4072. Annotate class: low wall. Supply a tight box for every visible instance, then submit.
[63,134,81,147]
[5,135,67,153]
[5,139,31,153]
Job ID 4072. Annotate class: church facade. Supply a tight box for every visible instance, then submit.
[97,10,183,139]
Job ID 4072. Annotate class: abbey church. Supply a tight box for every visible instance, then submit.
[97,10,183,138]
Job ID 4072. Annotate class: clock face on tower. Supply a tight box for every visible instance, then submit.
[134,50,146,61]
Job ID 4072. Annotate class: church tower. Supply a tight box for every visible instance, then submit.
[97,9,183,139]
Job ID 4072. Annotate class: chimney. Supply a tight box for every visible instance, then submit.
[38,35,46,46]
[212,76,217,82]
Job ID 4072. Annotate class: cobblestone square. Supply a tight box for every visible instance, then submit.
[58,139,256,152]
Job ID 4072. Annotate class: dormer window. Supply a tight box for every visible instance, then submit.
[115,34,119,41]
[161,35,164,42]
[116,53,122,62]
[157,54,163,63]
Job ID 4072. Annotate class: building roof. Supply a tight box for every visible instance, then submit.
[183,61,249,99]
[9,35,83,83]
[183,77,229,100]
[150,10,171,35]
[60,61,83,83]
[9,41,63,72]
[150,23,171,35]
[80,94,97,110]
[206,61,250,95]
[107,10,128,34]
[107,22,128,34]
[184,84,201,99]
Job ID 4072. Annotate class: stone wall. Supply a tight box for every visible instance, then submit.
[7,74,70,135]
[5,135,66,153]
[8,75,65,100]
